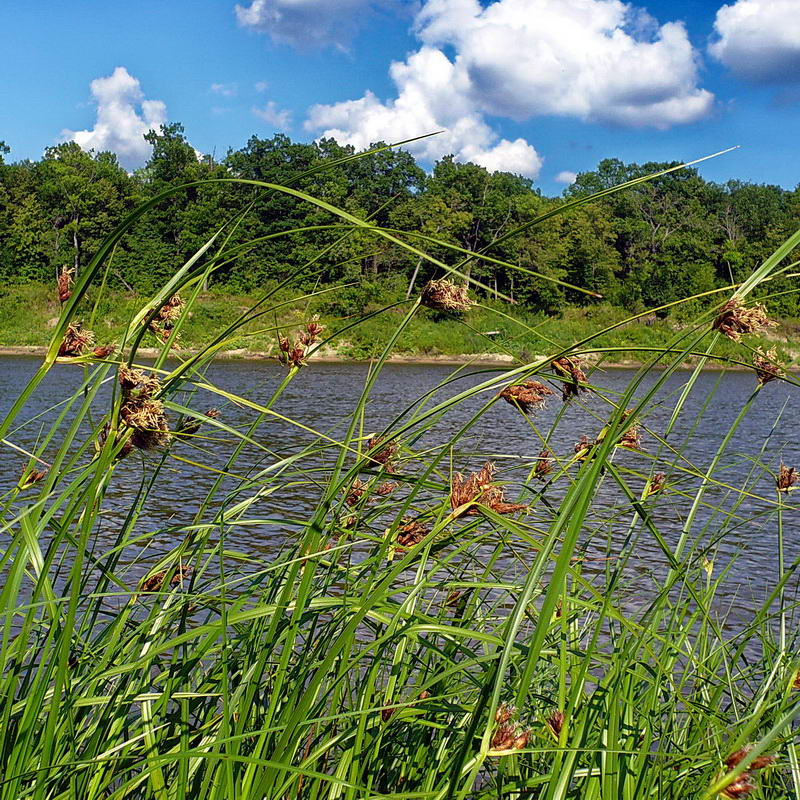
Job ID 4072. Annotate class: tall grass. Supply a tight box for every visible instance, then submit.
[1,159,799,799]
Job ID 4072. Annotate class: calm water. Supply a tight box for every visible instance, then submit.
[1,355,798,626]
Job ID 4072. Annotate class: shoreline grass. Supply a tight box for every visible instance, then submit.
[1,161,799,798]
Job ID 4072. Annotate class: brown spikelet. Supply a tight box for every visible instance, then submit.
[177,408,221,437]
[777,463,797,494]
[498,380,554,413]
[546,710,565,739]
[534,448,554,480]
[718,745,774,799]
[618,426,643,451]
[58,322,95,357]
[575,435,592,455]
[138,565,192,594]
[792,670,800,691]
[645,472,666,498]
[366,435,398,473]
[551,357,587,401]
[490,704,529,753]
[450,462,526,517]
[380,707,397,722]
[97,423,133,460]
[20,467,47,490]
[396,518,430,550]
[713,298,776,341]
[57,267,74,303]
[147,294,185,340]
[420,279,472,313]
[753,348,783,386]
[91,345,116,359]
[376,481,398,496]
[345,479,366,507]
[118,367,170,450]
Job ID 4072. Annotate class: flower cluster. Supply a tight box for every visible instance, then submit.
[776,463,797,494]
[138,565,192,594]
[712,298,776,342]
[420,279,472,313]
[490,703,530,753]
[118,367,170,450]
[753,348,784,386]
[450,462,526,517]
[550,357,587,401]
[534,449,553,480]
[366,435,399,473]
[395,518,431,550]
[148,294,185,341]
[58,322,95,357]
[278,319,324,368]
[498,380,554,413]
[57,267,74,304]
[718,746,774,799]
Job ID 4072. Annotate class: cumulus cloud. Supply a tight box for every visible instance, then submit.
[709,0,800,84]
[306,46,543,177]
[253,101,293,130]
[63,67,166,170]
[254,80,269,92]
[415,0,713,127]
[304,0,714,176]
[235,0,393,49]
[555,171,578,185]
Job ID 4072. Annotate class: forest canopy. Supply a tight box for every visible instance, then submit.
[1,125,798,316]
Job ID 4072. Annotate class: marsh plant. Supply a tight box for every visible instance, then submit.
[1,150,799,799]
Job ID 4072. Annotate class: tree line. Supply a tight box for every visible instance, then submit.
[1,124,798,316]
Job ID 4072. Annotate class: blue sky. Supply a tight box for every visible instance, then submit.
[1,0,799,195]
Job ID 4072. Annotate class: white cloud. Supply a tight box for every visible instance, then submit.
[62,67,166,170]
[235,0,384,49]
[306,46,542,177]
[304,0,713,178]
[210,82,238,97]
[555,170,578,185]
[415,0,713,127]
[254,80,269,92]
[253,101,293,130]
[709,0,800,84]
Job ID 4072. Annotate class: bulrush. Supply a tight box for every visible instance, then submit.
[776,463,797,494]
[278,318,324,368]
[345,479,366,507]
[718,745,774,799]
[534,449,553,480]
[91,345,116,359]
[118,367,170,450]
[57,266,74,303]
[97,423,133,460]
[491,703,530,753]
[20,466,47,490]
[177,408,221,437]
[149,294,185,340]
[712,298,776,341]
[138,565,192,594]
[450,462,526,517]
[546,710,565,740]
[498,380,554,413]
[792,670,800,691]
[420,278,472,313]
[551,356,587,401]
[366,435,398,473]
[753,348,783,386]
[396,518,430,550]
[645,472,666,498]
[375,481,398,496]
[58,322,95,357]
[618,426,643,451]
[574,435,592,455]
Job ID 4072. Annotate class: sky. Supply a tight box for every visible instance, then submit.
[1,0,799,195]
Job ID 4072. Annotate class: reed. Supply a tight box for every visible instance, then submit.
[1,156,799,799]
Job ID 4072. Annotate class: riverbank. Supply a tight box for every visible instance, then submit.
[2,282,798,367]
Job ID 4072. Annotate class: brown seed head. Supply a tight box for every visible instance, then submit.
[366,435,399,473]
[420,279,473,313]
[575,435,592,455]
[20,467,47,490]
[376,481,398,496]
[646,472,666,497]
[713,298,776,341]
[118,368,170,450]
[450,461,526,517]
[777,463,797,494]
[498,380,554,413]
[753,348,784,386]
[58,322,95,357]
[619,426,643,451]
[495,703,516,725]
[551,357,587,401]
[91,345,116,359]
[396,518,430,549]
[535,448,554,480]
[546,710,565,739]
[139,565,192,593]
[345,479,366,507]
[381,707,396,722]
[57,267,74,304]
